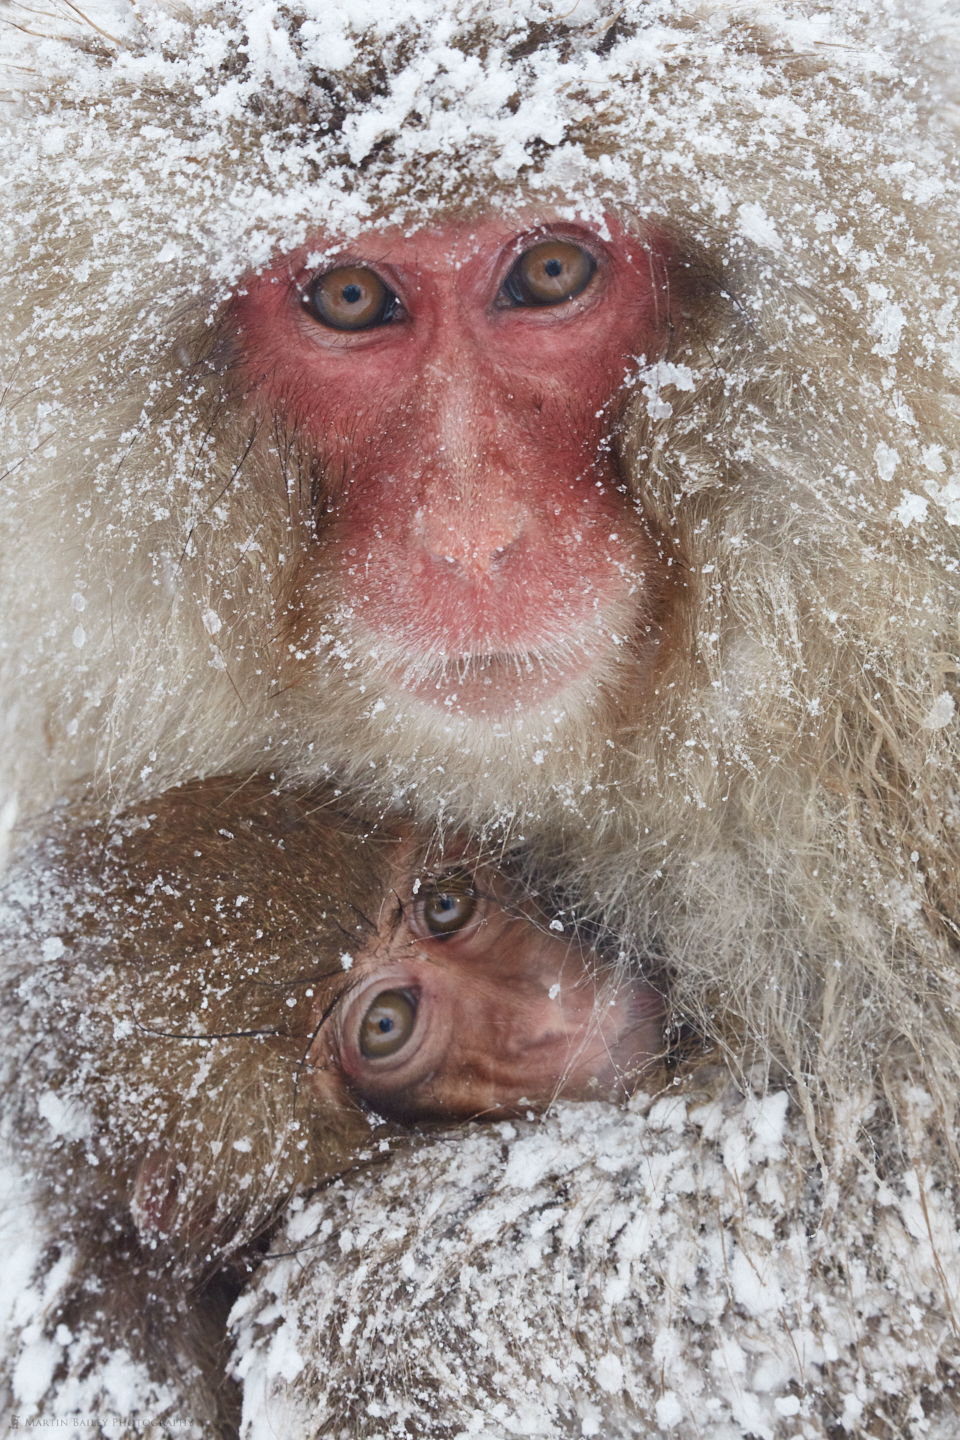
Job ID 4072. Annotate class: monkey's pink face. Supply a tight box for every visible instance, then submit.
[308,864,663,1123]
[236,215,671,719]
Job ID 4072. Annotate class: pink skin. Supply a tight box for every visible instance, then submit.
[234,215,672,717]
[309,875,664,1123]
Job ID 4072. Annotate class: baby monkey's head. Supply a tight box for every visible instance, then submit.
[311,836,662,1124]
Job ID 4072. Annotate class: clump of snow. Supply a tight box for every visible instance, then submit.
[230,1082,960,1438]
[0,0,955,293]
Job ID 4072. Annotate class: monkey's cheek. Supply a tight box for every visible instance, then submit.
[561,982,665,1102]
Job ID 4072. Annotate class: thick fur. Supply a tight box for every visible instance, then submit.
[3,0,960,1435]
[0,777,399,1432]
[230,1079,960,1440]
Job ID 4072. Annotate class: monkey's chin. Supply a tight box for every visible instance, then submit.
[289,609,655,821]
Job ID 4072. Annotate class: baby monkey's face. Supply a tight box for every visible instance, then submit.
[310,847,664,1123]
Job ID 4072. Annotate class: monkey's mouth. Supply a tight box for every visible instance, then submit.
[356,609,646,720]
[391,647,605,716]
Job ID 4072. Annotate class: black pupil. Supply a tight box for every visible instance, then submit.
[544,258,563,276]
[342,284,362,303]
[378,1016,394,1033]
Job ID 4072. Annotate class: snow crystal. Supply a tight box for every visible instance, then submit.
[36,1091,92,1142]
[736,204,782,254]
[875,443,900,485]
[894,492,929,527]
[922,693,956,731]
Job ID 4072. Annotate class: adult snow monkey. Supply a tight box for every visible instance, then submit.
[2,0,959,1118]
[0,774,664,1434]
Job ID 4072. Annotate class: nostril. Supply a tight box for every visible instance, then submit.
[421,511,524,577]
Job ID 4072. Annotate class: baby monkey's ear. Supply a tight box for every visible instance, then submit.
[131,1149,181,1240]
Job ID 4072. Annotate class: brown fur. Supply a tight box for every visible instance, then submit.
[0,773,623,1430]
[0,777,396,1428]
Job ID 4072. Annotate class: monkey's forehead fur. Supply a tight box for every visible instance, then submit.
[1,0,957,288]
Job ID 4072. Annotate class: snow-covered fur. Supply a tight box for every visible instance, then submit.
[231,1079,960,1440]
[0,777,402,1436]
[3,0,960,1435]
[9,1073,959,1440]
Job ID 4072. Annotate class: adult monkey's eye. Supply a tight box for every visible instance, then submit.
[503,240,596,307]
[358,989,418,1058]
[419,890,477,936]
[305,266,398,331]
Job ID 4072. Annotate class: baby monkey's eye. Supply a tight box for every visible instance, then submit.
[358,989,417,1058]
[417,890,477,936]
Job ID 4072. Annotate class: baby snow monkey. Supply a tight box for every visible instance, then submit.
[312,832,663,1128]
[0,774,663,1434]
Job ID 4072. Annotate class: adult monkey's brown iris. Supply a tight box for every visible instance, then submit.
[505,240,596,306]
[307,265,396,330]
